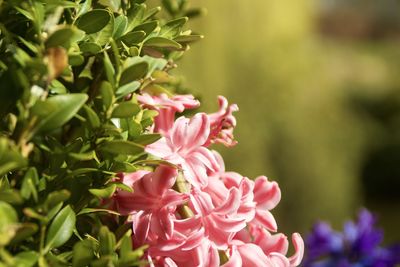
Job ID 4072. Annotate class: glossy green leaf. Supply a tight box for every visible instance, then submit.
[119,31,146,46]
[80,42,102,54]
[112,102,140,118]
[0,190,23,204]
[14,251,39,267]
[99,81,115,110]
[69,54,84,66]
[46,27,84,48]
[31,94,88,133]
[72,239,95,267]
[78,208,120,216]
[174,34,204,44]
[160,17,188,37]
[94,13,114,45]
[0,201,17,245]
[126,4,146,31]
[83,105,101,128]
[89,184,116,198]
[116,81,141,98]
[20,168,39,202]
[113,15,128,38]
[134,133,161,145]
[133,21,158,35]
[99,140,144,155]
[144,37,182,49]
[99,0,121,12]
[0,201,17,228]
[103,52,116,86]
[0,138,27,176]
[44,190,70,211]
[119,61,148,86]
[143,6,161,21]
[99,226,116,256]
[76,9,111,34]
[45,205,76,250]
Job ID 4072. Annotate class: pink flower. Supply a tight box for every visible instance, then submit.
[205,96,239,147]
[111,94,305,266]
[189,189,247,250]
[250,176,281,232]
[223,232,304,267]
[146,113,219,188]
[137,93,199,135]
[113,165,188,244]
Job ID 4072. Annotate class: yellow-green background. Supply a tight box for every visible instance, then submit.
[177,1,400,242]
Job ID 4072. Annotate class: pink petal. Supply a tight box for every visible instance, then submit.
[214,188,241,215]
[254,176,281,210]
[288,233,304,267]
[253,209,278,232]
[146,138,175,158]
[237,243,273,267]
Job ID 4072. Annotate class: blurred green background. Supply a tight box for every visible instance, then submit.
[169,0,400,242]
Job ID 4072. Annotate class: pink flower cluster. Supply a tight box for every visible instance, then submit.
[113,93,304,266]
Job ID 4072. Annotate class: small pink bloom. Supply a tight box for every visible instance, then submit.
[137,93,199,135]
[222,232,304,267]
[206,96,239,147]
[189,189,247,250]
[146,113,219,188]
[251,176,281,232]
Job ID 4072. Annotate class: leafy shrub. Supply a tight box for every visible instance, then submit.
[0,0,202,266]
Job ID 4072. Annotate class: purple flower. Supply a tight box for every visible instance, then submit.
[303,209,400,267]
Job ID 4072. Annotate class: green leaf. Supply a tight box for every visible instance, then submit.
[103,52,116,86]
[133,21,158,35]
[119,61,148,86]
[134,133,161,145]
[83,105,101,128]
[45,205,76,250]
[112,102,140,118]
[31,94,88,133]
[77,0,92,17]
[99,0,121,12]
[76,9,111,34]
[44,190,71,211]
[20,168,39,202]
[0,138,27,176]
[46,26,85,48]
[119,31,146,46]
[69,54,84,66]
[78,208,120,216]
[80,42,102,54]
[0,190,23,204]
[99,226,116,256]
[160,17,188,38]
[0,201,17,228]
[14,251,39,267]
[126,4,146,31]
[113,15,128,39]
[93,13,114,45]
[143,6,161,21]
[72,239,95,267]
[99,81,115,110]
[10,223,38,245]
[116,81,141,99]
[99,140,144,155]
[89,184,117,198]
[174,34,204,44]
[144,37,182,49]
[0,201,17,245]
